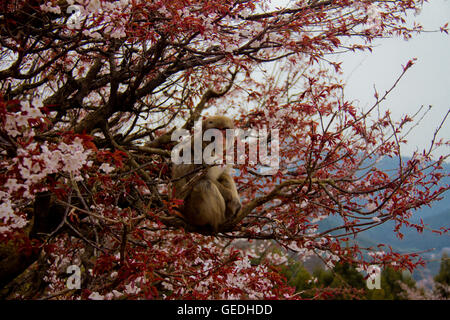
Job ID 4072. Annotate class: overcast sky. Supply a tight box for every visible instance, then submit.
[340,0,450,159]
[272,0,450,159]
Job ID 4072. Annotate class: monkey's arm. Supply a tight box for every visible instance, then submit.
[211,173,241,219]
[206,165,228,181]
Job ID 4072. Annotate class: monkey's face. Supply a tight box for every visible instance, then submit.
[202,116,236,156]
[202,116,235,131]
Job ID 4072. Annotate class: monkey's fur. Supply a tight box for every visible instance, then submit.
[171,116,241,232]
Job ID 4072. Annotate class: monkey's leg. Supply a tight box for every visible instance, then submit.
[212,174,241,219]
[183,179,226,232]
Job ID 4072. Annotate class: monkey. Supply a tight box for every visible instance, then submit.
[171,116,241,232]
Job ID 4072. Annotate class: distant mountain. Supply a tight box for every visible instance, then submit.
[375,156,450,218]
[317,156,449,279]
[357,156,449,254]
[358,209,449,252]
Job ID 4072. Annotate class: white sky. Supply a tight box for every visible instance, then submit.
[272,0,450,159]
[340,0,450,159]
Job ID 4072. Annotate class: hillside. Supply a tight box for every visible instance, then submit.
[318,156,449,279]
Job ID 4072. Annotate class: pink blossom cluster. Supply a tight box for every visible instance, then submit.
[1,102,93,235]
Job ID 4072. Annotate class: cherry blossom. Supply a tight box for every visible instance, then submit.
[0,0,448,300]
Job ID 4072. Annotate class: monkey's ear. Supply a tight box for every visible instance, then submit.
[201,118,213,129]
